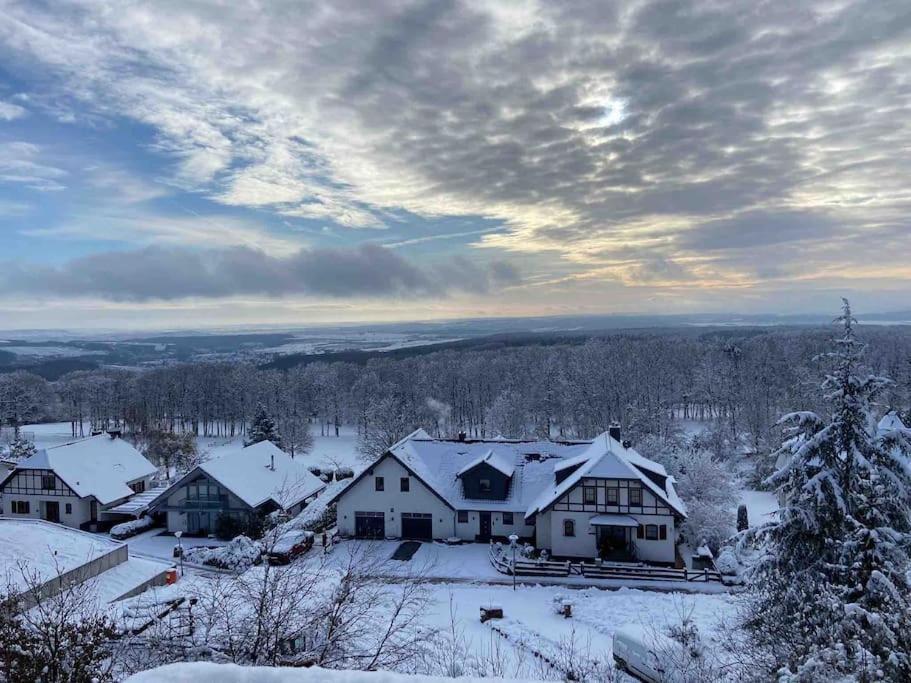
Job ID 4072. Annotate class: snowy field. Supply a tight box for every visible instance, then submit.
[24,421,363,472]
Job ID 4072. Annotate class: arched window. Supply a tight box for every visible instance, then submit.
[563,519,575,537]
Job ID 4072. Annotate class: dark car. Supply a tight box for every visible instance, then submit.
[266,530,315,565]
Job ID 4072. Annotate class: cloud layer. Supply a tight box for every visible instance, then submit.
[0,0,910,316]
[1,244,519,302]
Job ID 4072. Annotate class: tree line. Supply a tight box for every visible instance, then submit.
[2,325,911,458]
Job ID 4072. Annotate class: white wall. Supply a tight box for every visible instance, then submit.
[336,455,455,539]
[540,510,677,563]
[1,491,92,528]
[453,510,534,541]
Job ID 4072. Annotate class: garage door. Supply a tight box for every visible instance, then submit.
[355,511,385,539]
[401,513,433,540]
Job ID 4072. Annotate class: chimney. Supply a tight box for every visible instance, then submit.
[457,431,466,442]
[270,454,275,471]
[608,423,621,443]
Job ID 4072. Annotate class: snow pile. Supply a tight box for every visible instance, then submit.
[184,536,261,570]
[126,662,532,682]
[110,515,155,540]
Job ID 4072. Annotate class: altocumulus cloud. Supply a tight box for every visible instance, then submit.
[1,245,520,302]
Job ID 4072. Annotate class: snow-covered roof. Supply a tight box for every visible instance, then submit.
[380,435,591,512]
[524,432,686,521]
[1,434,156,505]
[198,441,326,510]
[589,513,638,527]
[456,449,516,478]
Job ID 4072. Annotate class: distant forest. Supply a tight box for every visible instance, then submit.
[2,324,911,461]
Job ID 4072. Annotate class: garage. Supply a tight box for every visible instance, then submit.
[355,511,385,539]
[401,512,433,540]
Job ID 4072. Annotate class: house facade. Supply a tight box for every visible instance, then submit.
[332,428,686,564]
[149,441,325,535]
[0,433,157,530]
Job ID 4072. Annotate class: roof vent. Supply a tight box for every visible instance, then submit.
[608,423,621,442]
[622,439,632,449]
[269,454,275,471]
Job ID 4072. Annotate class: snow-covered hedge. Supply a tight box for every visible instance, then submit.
[715,548,739,576]
[184,536,261,570]
[110,515,155,540]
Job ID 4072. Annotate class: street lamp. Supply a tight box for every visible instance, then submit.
[508,534,519,591]
[175,530,184,577]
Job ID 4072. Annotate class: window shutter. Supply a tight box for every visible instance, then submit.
[637,524,644,539]
[659,524,667,540]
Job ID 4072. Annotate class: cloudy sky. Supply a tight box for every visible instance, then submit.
[1,0,910,330]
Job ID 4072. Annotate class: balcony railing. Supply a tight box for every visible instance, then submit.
[183,495,227,509]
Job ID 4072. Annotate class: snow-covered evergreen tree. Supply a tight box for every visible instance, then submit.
[247,404,283,449]
[7,436,36,462]
[744,300,911,680]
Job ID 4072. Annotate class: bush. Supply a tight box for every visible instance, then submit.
[215,513,244,541]
[736,504,749,531]
[715,549,739,576]
[185,536,261,570]
[307,466,321,477]
[334,467,354,480]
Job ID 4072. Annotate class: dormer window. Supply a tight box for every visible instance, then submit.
[479,479,491,494]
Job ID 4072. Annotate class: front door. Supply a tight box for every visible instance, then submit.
[478,512,492,541]
[44,501,60,523]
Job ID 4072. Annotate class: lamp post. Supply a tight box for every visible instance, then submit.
[508,534,519,591]
[175,530,184,577]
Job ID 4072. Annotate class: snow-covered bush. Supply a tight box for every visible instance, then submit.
[334,467,354,480]
[681,500,735,555]
[714,548,739,576]
[184,536,261,570]
[110,515,155,540]
[307,466,322,477]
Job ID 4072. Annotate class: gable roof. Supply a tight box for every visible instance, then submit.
[330,430,592,513]
[456,449,515,478]
[197,441,326,509]
[524,433,686,521]
[0,434,156,506]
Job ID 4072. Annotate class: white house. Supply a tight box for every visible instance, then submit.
[0,432,157,531]
[148,441,326,535]
[331,427,686,565]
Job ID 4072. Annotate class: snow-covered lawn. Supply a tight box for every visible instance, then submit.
[737,489,778,527]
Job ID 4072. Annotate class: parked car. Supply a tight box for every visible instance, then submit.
[266,530,315,565]
[613,625,674,683]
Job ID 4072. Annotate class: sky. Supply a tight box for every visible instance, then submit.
[0,0,910,330]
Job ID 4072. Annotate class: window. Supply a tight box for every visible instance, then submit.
[400,477,410,492]
[629,487,642,506]
[503,512,514,525]
[41,474,55,490]
[12,501,30,514]
[479,479,491,494]
[646,524,659,540]
[65,503,72,515]
[130,480,146,493]
[563,519,575,537]
[375,476,384,492]
[606,487,619,505]
[659,524,667,540]
[458,510,468,524]
[583,487,597,504]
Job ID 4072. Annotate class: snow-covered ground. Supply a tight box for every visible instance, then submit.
[127,662,529,682]
[124,527,228,564]
[24,421,362,472]
[737,489,778,527]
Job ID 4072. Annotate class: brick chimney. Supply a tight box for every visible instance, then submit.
[608,423,621,442]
